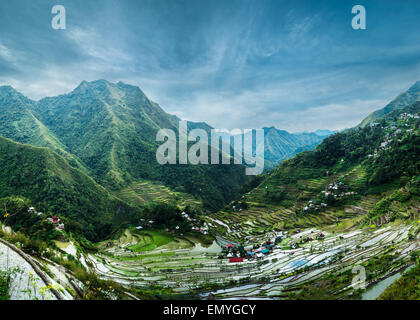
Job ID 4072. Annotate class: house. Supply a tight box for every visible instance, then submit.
[28,207,36,213]
[261,249,270,254]
[136,226,143,230]
[57,223,65,231]
[181,212,189,219]
[51,216,60,224]
[229,257,243,263]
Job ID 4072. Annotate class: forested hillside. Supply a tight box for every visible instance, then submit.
[31,80,248,210]
[207,102,420,239]
[0,136,137,241]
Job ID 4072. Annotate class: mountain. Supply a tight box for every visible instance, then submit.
[262,127,332,168]
[358,81,420,127]
[313,129,337,136]
[31,80,248,210]
[0,86,87,173]
[207,101,420,239]
[0,135,137,241]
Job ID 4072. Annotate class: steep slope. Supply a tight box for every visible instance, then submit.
[208,102,420,239]
[0,136,137,241]
[32,80,248,210]
[0,86,87,173]
[359,81,420,127]
[263,127,330,167]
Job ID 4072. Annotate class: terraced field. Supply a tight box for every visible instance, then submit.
[205,192,383,242]
[85,220,420,300]
[201,164,395,242]
[113,179,201,207]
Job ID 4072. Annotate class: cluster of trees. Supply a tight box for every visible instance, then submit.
[131,202,202,234]
[0,136,141,242]
[366,134,419,185]
[0,196,58,242]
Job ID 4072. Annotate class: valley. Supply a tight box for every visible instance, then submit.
[86,221,419,300]
[0,80,419,300]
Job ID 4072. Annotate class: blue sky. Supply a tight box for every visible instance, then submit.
[1,0,420,132]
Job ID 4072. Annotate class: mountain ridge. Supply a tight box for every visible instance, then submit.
[358,81,420,127]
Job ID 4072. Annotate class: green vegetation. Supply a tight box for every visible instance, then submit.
[210,101,419,239]
[0,196,59,242]
[32,80,248,211]
[358,81,420,128]
[0,136,139,241]
[0,271,10,300]
[288,270,357,300]
[0,86,87,173]
[128,229,173,252]
[379,254,420,300]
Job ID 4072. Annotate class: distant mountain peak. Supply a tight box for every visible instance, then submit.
[409,80,420,90]
[73,79,112,93]
[0,85,19,95]
[72,79,147,100]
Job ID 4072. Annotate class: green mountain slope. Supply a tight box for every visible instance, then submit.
[32,80,248,210]
[0,135,137,241]
[208,102,420,239]
[358,81,420,127]
[0,86,88,173]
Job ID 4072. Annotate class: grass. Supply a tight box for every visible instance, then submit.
[0,272,10,300]
[128,229,174,252]
[53,240,70,249]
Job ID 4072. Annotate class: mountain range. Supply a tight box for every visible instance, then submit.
[209,84,420,239]
[0,79,332,240]
[262,127,334,168]
[2,79,418,241]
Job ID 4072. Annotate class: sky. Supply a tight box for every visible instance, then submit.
[1,0,420,132]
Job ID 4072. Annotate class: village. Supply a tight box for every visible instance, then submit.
[368,111,419,158]
[301,180,357,215]
[135,210,209,236]
[82,219,419,300]
[218,229,327,263]
[27,206,65,231]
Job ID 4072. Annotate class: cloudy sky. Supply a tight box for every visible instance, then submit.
[1,0,420,132]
